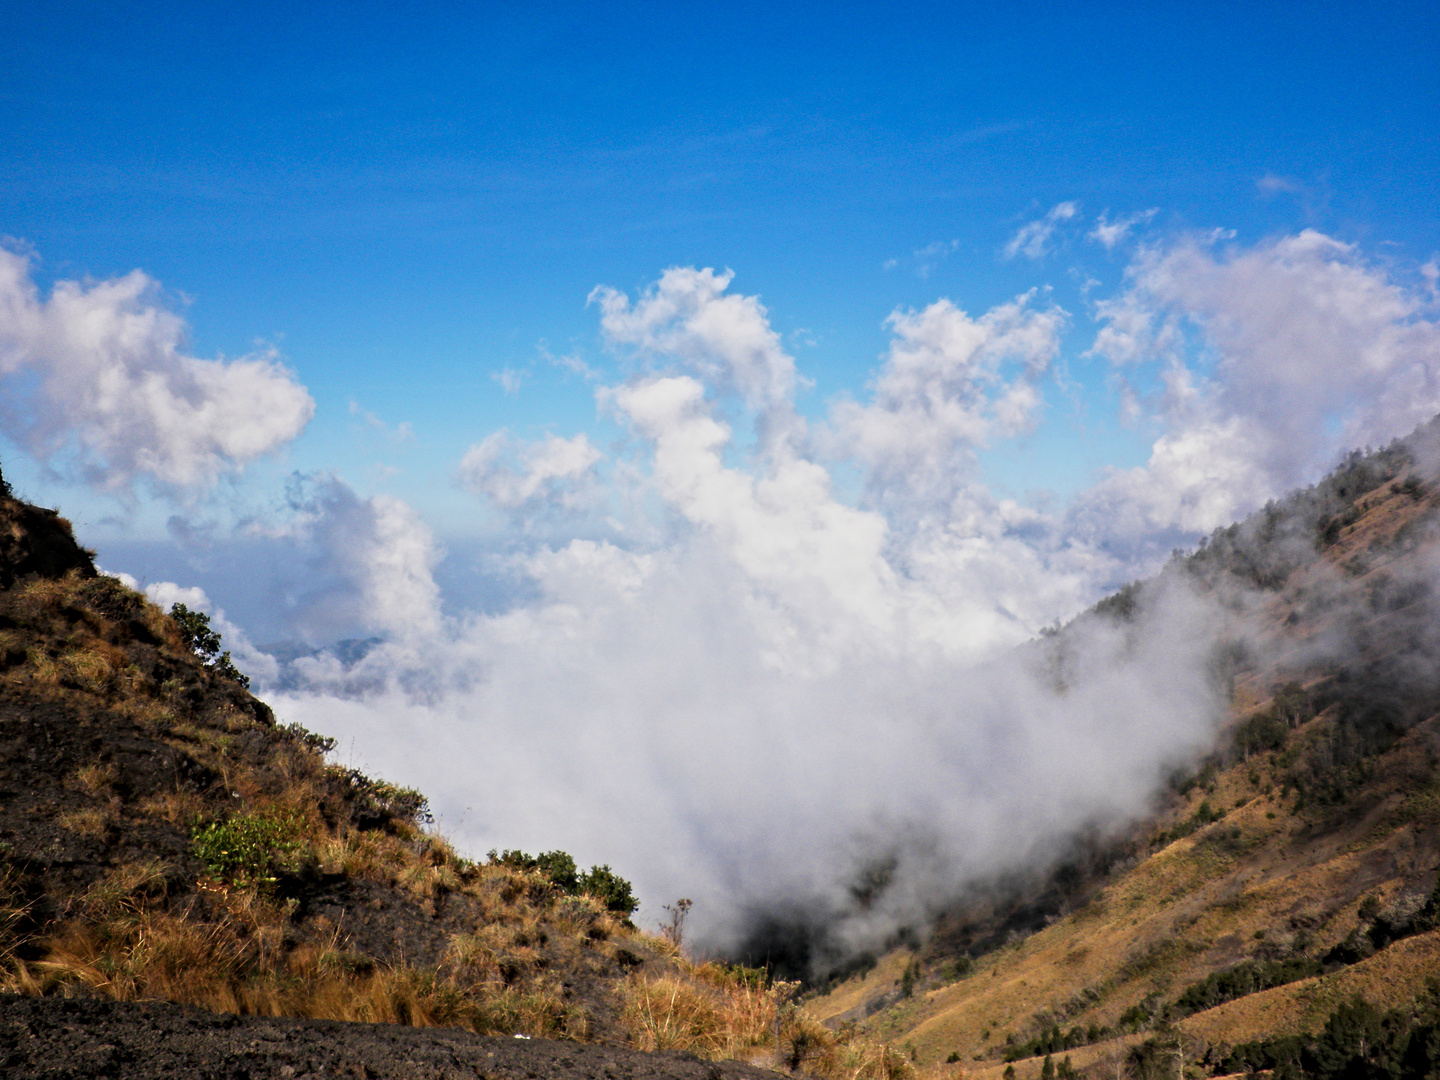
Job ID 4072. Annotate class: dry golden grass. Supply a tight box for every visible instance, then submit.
[620,956,913,1079]
[11,575,74,620]
[137,790,209,827]
[56,807,111,840]
[0,865,30,973]
[7,892,587,1039]
[69,761,117,795]
[794,1018,916,1080]
[80,860,169,918]
[113,697,174,728]
[623,972,766,1056]
[22,645,59,685]
[310,828,414,884]
[59,644,117,693]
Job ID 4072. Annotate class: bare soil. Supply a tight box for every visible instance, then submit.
[0,993,786,1079]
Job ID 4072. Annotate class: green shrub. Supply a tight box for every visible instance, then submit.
[579,864,639,915]
[1171,957,1324,1018]
[282,721,337,755]
[1234,712,1289,756]
[170,602,250,688]
[489,850,639,915]
[191,810,304,890]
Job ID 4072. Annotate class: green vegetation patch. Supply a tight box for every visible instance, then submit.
[192,810,305,891]
[489,849,639,915]
[1217,990,1440,1080]
[1171,956,1324,1018]
[170,602,250,688]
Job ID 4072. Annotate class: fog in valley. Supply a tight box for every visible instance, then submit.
[4,230,1440,966]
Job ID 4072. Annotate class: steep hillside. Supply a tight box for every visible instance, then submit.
[0,465,907,1080]
[10,416,1440,1078]
[806,422,1440,1076]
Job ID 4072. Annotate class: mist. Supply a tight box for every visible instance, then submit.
[261,536,1238,962]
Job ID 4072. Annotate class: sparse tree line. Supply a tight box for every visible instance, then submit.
[992,986,1440,1080]
[991,873,1440,1070]
[1201,988,1440,1079]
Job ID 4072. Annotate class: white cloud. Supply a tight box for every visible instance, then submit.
[589,267,799,411]
[612,375,901,671]
[492,368,525,395]
[349,400,413,443]
[1004,202,1079,260]
[827,292,1066,508]
[249,475,443,642]
[260,500,1229,957]
[457,431,602,511]
[1256,172,1300,196]
[1089,209,1157,251]
[1079,229,1440,543]
[0,248,313,492]
[115,235,1440,965]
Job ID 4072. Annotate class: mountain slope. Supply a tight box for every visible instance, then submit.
[806,421,1440,1075]
[0,465,919,1079]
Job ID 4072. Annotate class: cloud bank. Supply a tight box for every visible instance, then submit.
[59,228,1440,962]
[1078,230,1440,552]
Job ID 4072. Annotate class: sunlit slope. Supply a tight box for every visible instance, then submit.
[806,431,1440,1070]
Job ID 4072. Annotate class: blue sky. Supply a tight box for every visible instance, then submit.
[3,1,1440,934]
[5,1,1437,539]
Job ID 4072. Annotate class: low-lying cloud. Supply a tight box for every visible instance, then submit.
[51,227,1440,962]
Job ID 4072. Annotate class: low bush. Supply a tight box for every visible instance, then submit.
[170,603,249,688]
[1170,956,1324,1018]
[192,811,305,891]
[490,850,639,915]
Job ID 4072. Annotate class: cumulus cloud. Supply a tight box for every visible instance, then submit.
[1089,209,1157,251]
[0,248,313,492]
[1004,202,1079,260]
[229,272,1160,959]
[247,474,443,643]
[118,237,1440,964]
[589,267,799,411]
[457,431,602,511]
[255,383,1228,955]
[1077,229,1440,545]
[827,292,1066,511]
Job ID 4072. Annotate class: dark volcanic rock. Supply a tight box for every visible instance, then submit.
[0,995,784,1080]
[0,492,96,591]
